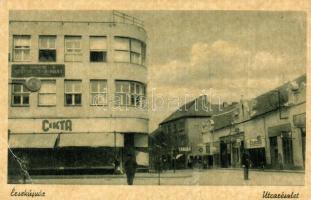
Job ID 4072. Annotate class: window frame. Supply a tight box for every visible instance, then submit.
[11,80,30,107]
[38,35,57,62]
[115,80,146,108]
[89,36,107,62]
[13,35,31,62]
[90,79,108,106]
[64,80,82,106]
[64,36,83,62]
[114,36,146,65]
[38,80,57,107]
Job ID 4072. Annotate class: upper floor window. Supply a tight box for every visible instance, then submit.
[11,81,30,106]
[65,36,82,62]
[90,36,107,62]
[13,35,31,62]
[90,80,108,106]
[114,37,146,65]
[38,80,56,106]
[65,80,82,106]
[39,36,56,62]
[115,80,146,108]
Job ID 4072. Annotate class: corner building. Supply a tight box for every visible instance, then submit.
[8,11,149,173]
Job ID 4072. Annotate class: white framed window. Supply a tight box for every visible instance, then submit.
[90,80,108,106]
[115,80,146,108]
[89,36,107,62]
[64,36,82,62]
[11,81,30,106]
[65,80,82,106]
[13,35,31,62]
[38,80,56,106]
[39,36,56,62]
[114,37,146,65]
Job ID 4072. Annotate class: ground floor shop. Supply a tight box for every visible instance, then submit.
[8,132,149,177]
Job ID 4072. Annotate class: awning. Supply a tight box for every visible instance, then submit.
[268,123,291,137]
[9,134,58,148]
[58,133,124,147]
[176,154,184,159]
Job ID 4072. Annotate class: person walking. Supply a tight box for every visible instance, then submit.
[241,151,250,180]
[124,151,137,185]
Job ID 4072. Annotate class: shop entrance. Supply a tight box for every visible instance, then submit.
[269,136,278,168]
[248,148,266,168]
[220,141,230,168]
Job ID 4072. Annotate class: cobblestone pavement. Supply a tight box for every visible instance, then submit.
[29,169,304,186]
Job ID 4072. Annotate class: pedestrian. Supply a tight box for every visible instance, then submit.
[124,151,137,185]
[241,151,250,180]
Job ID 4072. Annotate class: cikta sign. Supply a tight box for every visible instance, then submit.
[42,119,72,132]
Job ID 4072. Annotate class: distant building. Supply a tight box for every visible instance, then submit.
[8,11,149,175]
[203,74,306,170]
[150,96,236,169]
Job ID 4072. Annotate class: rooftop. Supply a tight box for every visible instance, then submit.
[9,10,144,29]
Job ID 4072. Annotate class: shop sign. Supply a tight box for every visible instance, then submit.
[293,113,306,128]
[12,64,65,77]
[247,135,265,148]
[42,119,72,132]
[179,146,191,152]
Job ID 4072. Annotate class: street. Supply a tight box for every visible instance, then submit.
[29,169,304,186]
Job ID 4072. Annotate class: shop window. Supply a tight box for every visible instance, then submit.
[64,80,82,106]
[13,35,31,62]
[89,36,107,62]
[115,80,146,107]
[38,80,56,106]
[11,81,30,106]
[39,36,56,62]
[64,36,82,62]
[90,80,107,106]
[114,37,146,65]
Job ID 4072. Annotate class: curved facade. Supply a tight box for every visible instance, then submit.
[8,11,149,173]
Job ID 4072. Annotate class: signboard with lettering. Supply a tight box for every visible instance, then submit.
[12,64,65,77]
[246,135,265,149]
[42,119,72,132]
[179,146,191,152]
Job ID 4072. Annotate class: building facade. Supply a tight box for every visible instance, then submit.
[203,74,306,170]
[8,11,149,174]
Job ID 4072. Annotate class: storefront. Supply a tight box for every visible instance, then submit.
[245,135,266,168]
[8,118,149,173]
[268,123,293,169]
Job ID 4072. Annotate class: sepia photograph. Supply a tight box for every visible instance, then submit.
[7,9,306,188]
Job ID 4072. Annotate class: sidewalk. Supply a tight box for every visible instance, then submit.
[213,167,305,174]
[31,170,193,180]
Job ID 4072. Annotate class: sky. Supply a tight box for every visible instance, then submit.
[130,11,307,132]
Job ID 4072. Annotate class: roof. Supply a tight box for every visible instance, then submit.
[250,74,306,117]
[160,95,237,125]
[212,109,237,131]
[9,10,144,29]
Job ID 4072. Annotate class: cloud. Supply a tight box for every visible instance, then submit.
[149,39,305,100]
[148,39,306,131]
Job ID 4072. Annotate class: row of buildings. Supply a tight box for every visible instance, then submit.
[150,74,306,170]
[8,11,149,176]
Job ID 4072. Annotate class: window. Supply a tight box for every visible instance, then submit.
[39,36,56,62]
[65,36,82,62]
[90,36,107,62]
[38,80,56,106]
[11,81,30,106]
[90,80,107,106]
[115,81,146,107]
[13,35,31,61]
[114,37,146,65]
[65,80,82,106]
